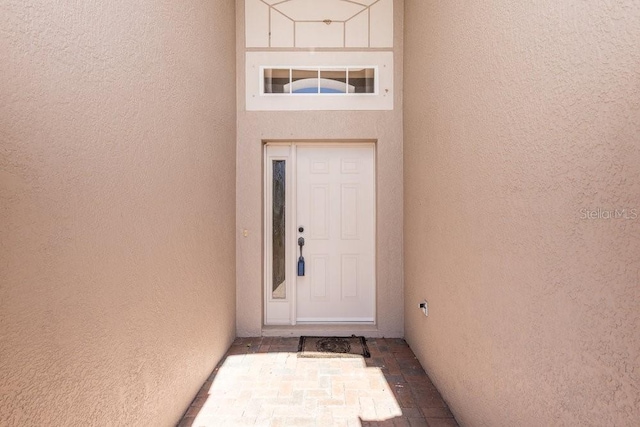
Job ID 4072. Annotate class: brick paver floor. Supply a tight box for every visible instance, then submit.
[178,337,459,427]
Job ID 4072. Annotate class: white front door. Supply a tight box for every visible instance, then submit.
[295,145,376,322]
[264,143,376,325]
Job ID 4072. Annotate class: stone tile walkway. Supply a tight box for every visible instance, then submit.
[178,337,459,427]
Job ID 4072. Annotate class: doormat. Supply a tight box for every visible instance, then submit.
[297,336,370,358]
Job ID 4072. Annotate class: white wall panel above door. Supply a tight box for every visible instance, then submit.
[345,10,369,48]
[271,10,294,47]
[369,0,394,48]
[275,0,364,21]
[245,0,269,47]
[296,22,344,48]
[245,0,393,48]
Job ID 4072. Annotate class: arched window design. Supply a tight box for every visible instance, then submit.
[263,68,375,95]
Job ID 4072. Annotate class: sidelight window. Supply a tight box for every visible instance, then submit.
[272,160,286,300]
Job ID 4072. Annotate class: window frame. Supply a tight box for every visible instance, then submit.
[246,51,394,111]
[260,66,378,96]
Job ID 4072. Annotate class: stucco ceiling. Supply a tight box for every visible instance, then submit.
[267,0,375,22]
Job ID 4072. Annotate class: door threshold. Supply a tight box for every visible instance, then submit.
[262,324,382,338]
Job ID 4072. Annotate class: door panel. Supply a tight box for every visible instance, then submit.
[296,145,375,322]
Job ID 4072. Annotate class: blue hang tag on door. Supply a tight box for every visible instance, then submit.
[297,237,305,276]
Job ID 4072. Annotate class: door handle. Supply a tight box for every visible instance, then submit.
[297,237,305,276]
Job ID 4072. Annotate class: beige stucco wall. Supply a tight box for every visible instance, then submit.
[0,1,236,426]
[235,0,404,337]
[404,1,640,426]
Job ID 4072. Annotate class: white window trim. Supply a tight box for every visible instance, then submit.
[260,66,378,96]
[246,52,393,111]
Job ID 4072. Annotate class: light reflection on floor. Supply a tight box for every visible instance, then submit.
[192,352,402,425]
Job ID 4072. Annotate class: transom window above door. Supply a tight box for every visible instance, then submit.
[246,52,393,111]
[263,67,376,95]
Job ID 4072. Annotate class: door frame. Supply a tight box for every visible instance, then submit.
[263,141,377,326]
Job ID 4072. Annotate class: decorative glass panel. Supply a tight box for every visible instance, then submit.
[272,160,286,299]
[348,68,375,93]
[264,68,290,94]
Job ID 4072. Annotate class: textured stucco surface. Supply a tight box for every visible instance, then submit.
[235,0,405,337]
[0,1,236,426]
[404,1,640,426]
